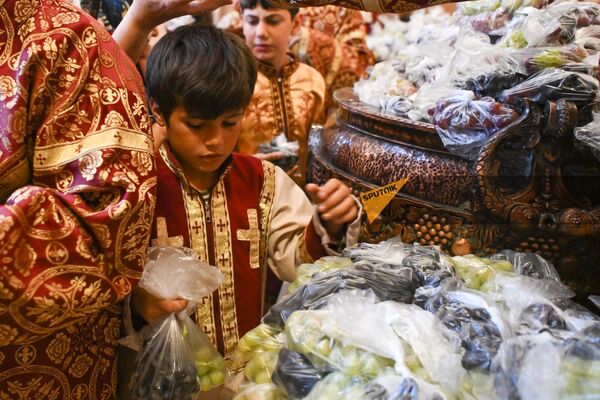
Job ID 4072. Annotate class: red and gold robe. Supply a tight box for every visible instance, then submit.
[292,6,375,116]
[0,1,155,399]
[150,145,360,359]
[238,55,325,186]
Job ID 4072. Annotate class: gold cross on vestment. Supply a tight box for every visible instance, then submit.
[152,217,184,247]
[236,208,260,269]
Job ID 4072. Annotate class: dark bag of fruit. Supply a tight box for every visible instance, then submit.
[500,67,599,107]
[263,263,422,328]
[419,289,507,371]
[271,348,326,398]
[432,92,520,160]
[128,247,226,399]
[575,113,600,161]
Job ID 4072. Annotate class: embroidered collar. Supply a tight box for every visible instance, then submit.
[257,53,299,79]
[159,142,233,194]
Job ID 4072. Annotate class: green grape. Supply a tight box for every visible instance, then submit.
[209,370,225,386]
[199,376,213,392]
[255,371,272,384]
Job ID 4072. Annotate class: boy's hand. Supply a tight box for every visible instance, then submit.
[306,179,358,239]
[129,0,232,31]
[132,286,188,324]
[114,0,231,61]
[253,151,284,161]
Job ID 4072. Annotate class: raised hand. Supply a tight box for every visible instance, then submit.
[305,178,358,239]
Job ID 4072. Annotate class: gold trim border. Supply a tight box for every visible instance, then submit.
[34,127,152,171]
[212,180,239,357]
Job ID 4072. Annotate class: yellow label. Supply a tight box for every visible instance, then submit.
[360,179,408,224]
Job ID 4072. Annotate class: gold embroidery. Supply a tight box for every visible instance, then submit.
[6,192,76,241]
[0,75,17,101]
[55,170,74,190]
[10,268,114,334]
[107,199,131,220]
[212,181,238,356]
[69,353,93,378]
[181,185,216,344]
[117,176,156,276]
[46,332,71,365]
[33,127,152,172]
[13,0,38,23]
[258,162,276,312]
[0,325,18,346]
[45,241,69,265]
[152,217,184,247]
[15,345,36,365]
[14,241,36,276]
[78,150,104,181]
[72,384,88,400]
[0,366,69,400]
[236,209,260,269]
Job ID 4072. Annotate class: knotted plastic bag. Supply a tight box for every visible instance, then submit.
[431,92,520,160]
[129,247,226,399]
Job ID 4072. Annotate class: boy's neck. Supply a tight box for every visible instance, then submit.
[180,159,229,192]
[264,52,292,74]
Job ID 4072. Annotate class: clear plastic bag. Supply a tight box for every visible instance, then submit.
[234,323,284,363]
[431,92,520,160]
[129,247,226,399]
[234,324,284,385]
[271,348,326,399]
[233,383,288,400]
[263,263,422,328]
[489,249,561,280]
[420,288,509,372]
[494,325,600,400]
[500,67,599,106]
[286,257,353,294]
[513,44,590,74]
[258,133,299,172]
[575,112,600,161]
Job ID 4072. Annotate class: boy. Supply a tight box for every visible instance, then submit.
[238,0,325,186]
[131,25,360,363]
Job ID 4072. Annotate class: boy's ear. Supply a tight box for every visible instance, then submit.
[150,100,166,126]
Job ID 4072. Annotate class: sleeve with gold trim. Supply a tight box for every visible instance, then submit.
[266,166,361,282]
[0,0,155,344]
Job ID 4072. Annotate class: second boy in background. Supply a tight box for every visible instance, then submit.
[238,0,325,186]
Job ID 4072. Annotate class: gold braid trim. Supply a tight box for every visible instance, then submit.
[212,181,239,357]
[34,127,152,171]
[258,161,276,313]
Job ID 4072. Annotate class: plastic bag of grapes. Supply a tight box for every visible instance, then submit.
[431,92,520,160]
[129,247,227,399]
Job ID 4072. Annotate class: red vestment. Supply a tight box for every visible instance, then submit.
[152,146,332,359]
[0,1,155,398]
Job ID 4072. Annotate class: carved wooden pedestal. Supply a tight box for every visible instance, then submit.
[309,88,600,297]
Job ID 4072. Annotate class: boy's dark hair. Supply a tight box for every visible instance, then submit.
[240,0,299,19]
[146,24,257,121]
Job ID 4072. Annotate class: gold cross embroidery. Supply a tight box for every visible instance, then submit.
[152,217,184,247]
[236,208,260,269]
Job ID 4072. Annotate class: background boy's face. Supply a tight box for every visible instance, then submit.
[242,5,297,69]
[154,103,243,181]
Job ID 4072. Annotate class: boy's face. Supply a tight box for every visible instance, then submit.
[242,5,298,70]
[154,103,244,186]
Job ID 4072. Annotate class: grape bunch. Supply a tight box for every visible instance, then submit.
[452,254,514,290]
[235,323,284,363]
[460,73,528,100]
[432,96,520,134]
[131,342,200,400]
[193,346,227,391]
